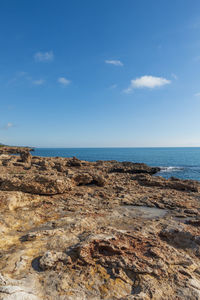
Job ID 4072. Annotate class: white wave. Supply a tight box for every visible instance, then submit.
[159,166,184,173]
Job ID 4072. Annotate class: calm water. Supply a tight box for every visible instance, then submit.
[32,148,200,181]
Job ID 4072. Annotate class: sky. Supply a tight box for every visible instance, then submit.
[0,0,200,147]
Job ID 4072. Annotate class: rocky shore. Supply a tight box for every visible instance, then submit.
[0,147,200,299]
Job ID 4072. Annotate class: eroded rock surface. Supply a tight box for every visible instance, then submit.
[0,174,73,195]
[0,150,199,299]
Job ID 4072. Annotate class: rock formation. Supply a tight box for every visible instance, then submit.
[0,147,199,299]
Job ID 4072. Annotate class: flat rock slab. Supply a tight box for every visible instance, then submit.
[116,205,168,219]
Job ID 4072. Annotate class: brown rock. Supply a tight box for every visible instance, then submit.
[0,153,200,299]
[109,161,160,175]
[39,251,68,270]
[159,222,200,250]
[73,172,106,187]
[133,174,200,192]
[0,174,73,195]
[67,156,82,167]
[20,151,32,164]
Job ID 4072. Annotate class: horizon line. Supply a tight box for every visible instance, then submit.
[29,146,200,149]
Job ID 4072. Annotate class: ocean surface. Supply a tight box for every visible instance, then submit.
[31,148,200,181]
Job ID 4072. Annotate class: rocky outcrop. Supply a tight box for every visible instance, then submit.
[0,191,40,210]
[39,251,69,270]
[132,173,200,192]
[0,146,34,155]
[0,153,199,299]
[67,156,82,167]
[0,174,73,195]
[20,151,32,164]
[109,161,160,175]
[159,222,200,251]
[0,146,33,167]
[73,172,106,187]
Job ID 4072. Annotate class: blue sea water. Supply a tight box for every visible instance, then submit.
[32,148,200,181]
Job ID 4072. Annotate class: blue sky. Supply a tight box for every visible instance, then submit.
[0,0,200,147]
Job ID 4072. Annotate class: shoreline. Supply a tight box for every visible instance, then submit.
[0,147,200,298]
[30,146,200,182]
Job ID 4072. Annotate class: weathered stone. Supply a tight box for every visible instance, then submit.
[67,156,82,167]
[0,191,40,210]
[73,172,106,187]
[0,174,73,195]
[132,174,200,192]
[39,251,68,270]
[0,274,40,300]
[20,152,32,164]
[159,222,200,250]
[109,161,160,175]
[0,150,199,299]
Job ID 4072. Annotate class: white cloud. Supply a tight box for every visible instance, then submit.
[58,77,71,86]
[32,79,45,85]
[194,92,200,97]
[1,123,14,130]
[124,75,171,93]
[34,51,54,62]
[105,60,123,66]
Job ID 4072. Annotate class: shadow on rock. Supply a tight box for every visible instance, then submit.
[31,256,43,272]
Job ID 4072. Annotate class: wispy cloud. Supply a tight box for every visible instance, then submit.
[32,79,45,85]
[124,75,171,93]
[194,92,200,97]
[34,51,54,62]
[171,73,178,80]
[58,77,71,86]
[8,72,46,87]
[7,71,28,86]
[1,122,14,130]
[109,84,117,89]
[17,71,27,77]
[105,60,123,66]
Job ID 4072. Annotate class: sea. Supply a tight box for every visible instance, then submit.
[31,147,200,181]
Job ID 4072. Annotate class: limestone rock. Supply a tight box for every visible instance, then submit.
[0,191,39,210]
[0,152,199,299]
[39,251,69,270]
[73,172,106,187]
[20,152,32,164]
[0,174,73,195]
[160,222,200,250]
[0,274,40,300]
[133,174,200,192]
[109,161,160,175]
[67,157,82,167]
